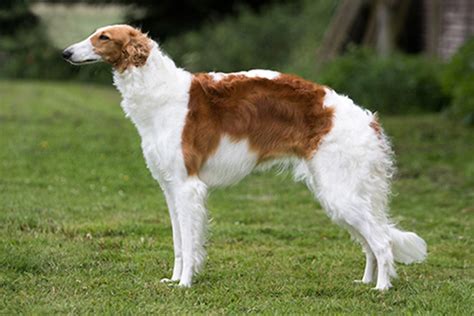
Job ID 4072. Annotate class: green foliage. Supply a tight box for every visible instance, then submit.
[318,47,449,114]
[441,37,474,126]
[126,0,283,40]
[0,0,38,35]
[164,0,338,72]
[0,2,112,84]
[1,80,473,314]
[0,27,107,83]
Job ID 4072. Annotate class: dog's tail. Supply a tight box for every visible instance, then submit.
[389,226,427,264]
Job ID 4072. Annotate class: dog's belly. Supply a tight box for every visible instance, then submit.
[199,136,258,187]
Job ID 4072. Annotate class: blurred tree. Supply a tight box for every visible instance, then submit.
[0,0,84,81]
[317,0,474,63]
[42,0,283,39]
[0,0,39,35]
[125,0,283,40]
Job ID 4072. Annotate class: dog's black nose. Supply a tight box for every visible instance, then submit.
[62,49,72,60]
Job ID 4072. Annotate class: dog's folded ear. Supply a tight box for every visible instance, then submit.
[125,39,150,66]
[118,30,151,72]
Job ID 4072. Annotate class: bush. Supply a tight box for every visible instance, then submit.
[0,2,112,84]
[318,47,449,114]
[164,0,338,72]
[0,28,112,84]
[441,38,474,126]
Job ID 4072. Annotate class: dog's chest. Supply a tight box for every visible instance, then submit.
[141,139,170,183]
[140,128,184,184]
[132,105,189,184]
[199,136,258,187]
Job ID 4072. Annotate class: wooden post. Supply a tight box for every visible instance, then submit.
[374,0,394,56]
[424,0,441,57]
[316,0,367,64]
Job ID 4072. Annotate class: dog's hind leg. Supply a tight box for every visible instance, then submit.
[359,241,377,284]
[308,173,395,290]
[346,227,376,284]
[174,177,208,287]
[346,219,395,291]
[304,152,396,291]
[159,185,183,283]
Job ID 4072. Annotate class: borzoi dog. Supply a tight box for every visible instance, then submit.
[63,25,426,290]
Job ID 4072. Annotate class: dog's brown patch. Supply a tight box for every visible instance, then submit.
[182,73,334,176]
[370,113,383,138]
[90,25,151,72]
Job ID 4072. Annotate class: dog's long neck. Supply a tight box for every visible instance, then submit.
[113,41,192,134]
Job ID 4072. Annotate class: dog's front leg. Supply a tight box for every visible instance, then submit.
[159,185,182,283]
[175,177,208,287]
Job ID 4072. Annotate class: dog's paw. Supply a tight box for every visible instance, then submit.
[372,283,392,292]
[160,278,179,284]
[353,279,372,284]
[177,280,192,288]
[353,280,370,284]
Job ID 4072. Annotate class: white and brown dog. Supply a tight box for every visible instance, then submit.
[63,25,426,290]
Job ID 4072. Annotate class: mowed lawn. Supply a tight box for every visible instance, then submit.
[0,81,472,314]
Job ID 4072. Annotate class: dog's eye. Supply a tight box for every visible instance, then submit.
[99,34,110,41]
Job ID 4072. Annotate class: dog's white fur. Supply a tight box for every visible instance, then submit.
[65,26,427,290]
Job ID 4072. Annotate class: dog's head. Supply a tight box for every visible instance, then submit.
[62,24,151,72]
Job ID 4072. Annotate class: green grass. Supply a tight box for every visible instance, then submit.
[1,80,473,314]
